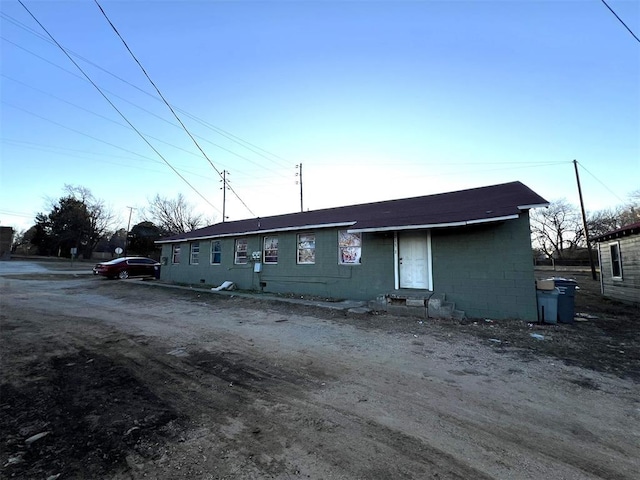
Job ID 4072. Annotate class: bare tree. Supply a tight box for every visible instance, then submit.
[144,193,207,235]
[586,208,622,240]
[533,190,640,260]
[530,199,581,259]
[587,189,640,239]
[620,189,640,226]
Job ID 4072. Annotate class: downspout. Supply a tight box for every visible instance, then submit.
[597,243,604,295]
[393,232,399,290]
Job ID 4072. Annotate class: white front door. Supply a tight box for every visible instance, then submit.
[398,232,431,289]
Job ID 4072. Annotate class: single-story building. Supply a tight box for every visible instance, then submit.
[592,222,640,305]
[157,181,548,320]
[0,226,14,260]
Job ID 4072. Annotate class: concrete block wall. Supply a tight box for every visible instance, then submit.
[431,214,538,321]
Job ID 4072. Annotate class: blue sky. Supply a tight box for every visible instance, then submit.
[1,0,638,233]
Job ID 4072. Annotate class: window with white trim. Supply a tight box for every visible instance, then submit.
[297,233,315,264]
[235,238,248,264]
[263,236,278,264]
[610,242,622,279]
[172,245,181,264]
[211,240,221,265]
[190,242,200,265]
[338,230,362,264]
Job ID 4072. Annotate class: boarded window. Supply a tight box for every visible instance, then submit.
[264,236,278,264]
[211,241,221,264]
[297,234,315,264]
[235,238,248,264]
[338,231,362,264]
[172,245,181,264]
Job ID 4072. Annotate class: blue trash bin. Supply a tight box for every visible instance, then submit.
[537,289,559,324]
[553,278,578,324]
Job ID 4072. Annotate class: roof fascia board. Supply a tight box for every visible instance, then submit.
[348,214,519,234]
[518,203,549,210]
[156,221,356,244]
[466,214,519,225]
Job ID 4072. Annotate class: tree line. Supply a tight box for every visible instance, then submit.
[11,185,640,262]
[530,189,639,261]
[12,185,209,259]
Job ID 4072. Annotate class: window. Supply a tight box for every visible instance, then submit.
[338,230,362,264]
[264,236,278,264]
[190,242,200,265]
[211,240,221,264]
[610,242,622,279]
[128,258,154,265]
[172,245,181,264]
[235,238,248,264]
[297,234,315,264]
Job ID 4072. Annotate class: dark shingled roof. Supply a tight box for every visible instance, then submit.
[157,181,548,243]
[591,222,640,242]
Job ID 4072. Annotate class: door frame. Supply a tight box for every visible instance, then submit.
[394,230,433,291]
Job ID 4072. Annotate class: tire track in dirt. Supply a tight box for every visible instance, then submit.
[3,275,639,479]
[66,327,495,479]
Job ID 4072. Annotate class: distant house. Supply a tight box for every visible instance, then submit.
[0,226,14,260]
[157,181,548,320]
[592,222,640,305]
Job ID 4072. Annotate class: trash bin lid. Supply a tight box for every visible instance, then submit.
[550,277,578,285]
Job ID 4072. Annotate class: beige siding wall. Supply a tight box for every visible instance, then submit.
[599,234,640,304]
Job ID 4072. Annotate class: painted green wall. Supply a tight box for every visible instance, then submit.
[431,213,538,320]
[160,229,396,299]
[160,213,538,320]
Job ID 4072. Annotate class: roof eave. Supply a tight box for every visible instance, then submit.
[155,221,357,244]
[347,214,520,233]
[518,202,549,210]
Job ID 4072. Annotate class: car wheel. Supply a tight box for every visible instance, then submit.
[118,270,130,279]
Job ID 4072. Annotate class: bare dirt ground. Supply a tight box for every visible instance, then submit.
[1,261,638,479]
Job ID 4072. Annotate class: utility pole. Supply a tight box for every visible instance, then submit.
[125,206,136,257]
[221,170,229,222]
[296,163,303,212]
[573,160,597,280]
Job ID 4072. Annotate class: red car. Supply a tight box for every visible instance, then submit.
[93,257,161,279]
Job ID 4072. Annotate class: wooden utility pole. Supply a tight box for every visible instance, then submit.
[573,160,597,280]
[296,163,303,212]
[221,170,228,222]
[124,206,135,257]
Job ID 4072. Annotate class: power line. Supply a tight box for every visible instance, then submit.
[575,160,627,204]
[2,10,293,172]
[1,137,218,181]
[93,0,256,217]
[0,209,37,219]
[1,101,219,181]
[1,41,279,177]
[16,0,219,213]
[2,100,162,163]
[600,0,640,44]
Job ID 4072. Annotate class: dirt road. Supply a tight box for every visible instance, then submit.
[1,264,638,479]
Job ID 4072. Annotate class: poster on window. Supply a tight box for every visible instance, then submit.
[340,247,361,264]
[339,231,361,264]
[298,234,315,264]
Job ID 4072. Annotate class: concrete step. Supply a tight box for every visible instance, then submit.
[427,293,465,320]
[371,292,465,321]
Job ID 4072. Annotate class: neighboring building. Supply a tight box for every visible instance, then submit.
[592,222,640,305]
[157,182,548,320]
[0,226,14,260]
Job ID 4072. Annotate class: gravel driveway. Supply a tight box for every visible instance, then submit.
[1,261,638,479]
